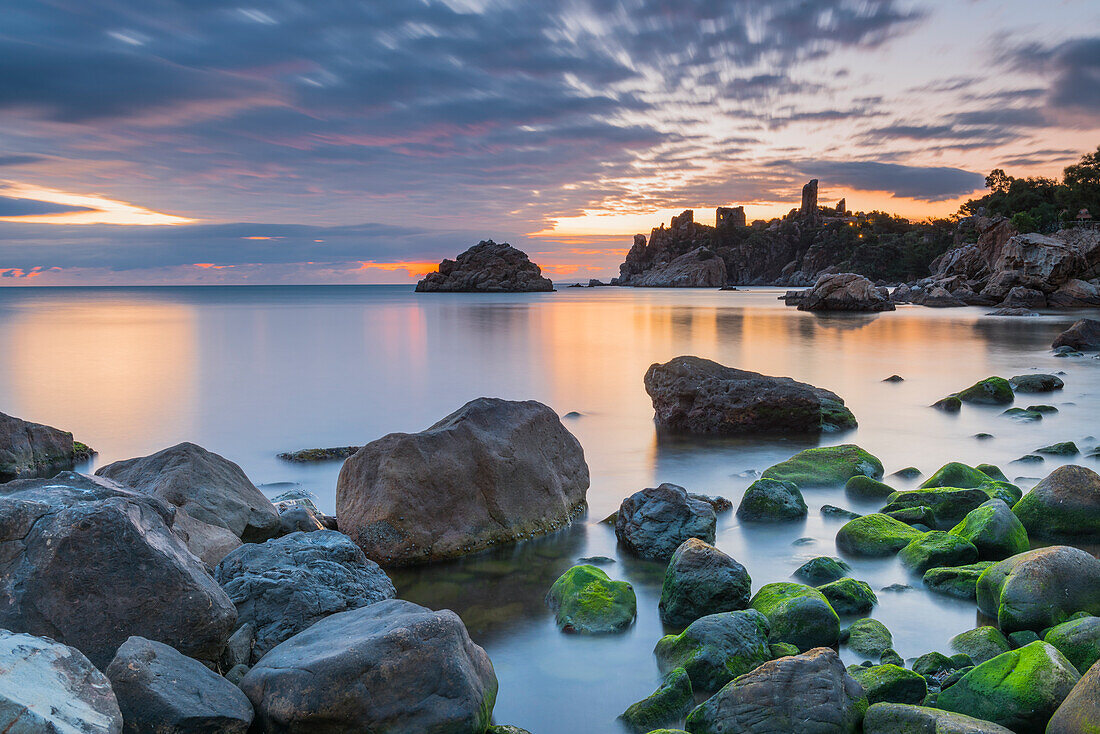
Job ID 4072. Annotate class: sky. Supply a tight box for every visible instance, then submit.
[0,0,1097,285]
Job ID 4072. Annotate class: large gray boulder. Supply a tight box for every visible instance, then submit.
[96,442,279,545]
[627,246,727,287]
[616,483,716,561]
[977,546,1100,633]
[214,530,396,663]
[659,538,751,627]
[1048,658,1100,734]
[105,636,253,734]
[336,398,589,566]
[0,411,83,482]
[0,629,122,734]
[684,647,866,733]
[795,272,896,312]
[0,472,237,669]
[240,599,497,733]
[415,240,554,292]
[643,356,857,435]
[1013,464,1100,544]
[1052,318,1100,350]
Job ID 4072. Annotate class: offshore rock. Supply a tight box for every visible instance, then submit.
[615,483,716,561]
[0,410,85,482]
[416,240,554,292]
[795,272,895,312]
[1053,318,1100,350]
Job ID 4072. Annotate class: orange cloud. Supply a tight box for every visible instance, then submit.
[356,261,438,278]
[193,263,233,269]
[0,182,196,225]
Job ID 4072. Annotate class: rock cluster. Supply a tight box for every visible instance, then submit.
[791,271,895,312]
[415,240,555,292]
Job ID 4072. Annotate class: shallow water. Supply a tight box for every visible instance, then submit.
[1,284,1097,732]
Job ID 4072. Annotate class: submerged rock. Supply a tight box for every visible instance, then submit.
[277,446,361,462]
[923,562,994,601]
[654,610,772,692]
[749,582,839,652]
[616,483,716,561]
[976,546,1100,633]
[1052,318,1100,350]
[835,513,924,556]
[643,356,857,435]
[899,531,978,574]
[0,410,86,482]
[415,240,554,292]
[1013,464,1100,543]
[336,397,589,565]
[545,564,636,634]
[954,377,1015,405]
[761,444,883,488]
[619,667,694,733]
[1009,373,1064,393]
[795,272,896,312]
[844,618,893,658]
[736,478,807,521]
[862,703,1014,734]
[794,556,850,585]
[817,577,877,615]
[845,475,895,499]
[659,539,751,628]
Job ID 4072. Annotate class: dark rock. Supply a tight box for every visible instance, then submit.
[817,577,877,615]
[1013,464,1100,543]
[1009,373,1064,392]
[106,636,253,734]
[846,476,896,499]
[0,472,237,669]
[616,483,716,560]
[749,582,839,651]
[736,478,807,521]
[1049,278,1100,307]
[277,446,360,462]
[1053,318,1100,350]
[1036,441,1080,456]
[997,285,1046,309]
[976,546,1100,633]
[862,703,1014,733]
[762,444,883,488]
[619,667,693,734]
[276,504,326,534]
[336,397,589,565]
[654,609,772,693]
[845,618,893,658]
[0,410,83,482]
[923,562,994,600]
[1003,408,1043,422]
[932,396,963,412]
[883,375,904,382]
[214,529,397,663]
[847,664,926,705]
[627,246,727,287]
[241,599,497,733]
[659,538,751,627]
[545,564,636,634]
[415,240,554,292]
[821,505,861,520]
[795,272,895,312]
[1047,658,1100,734]
[1044,616,1100,673]
[955,377,1014,405]
[643,356,857,435]
[793,556,850,586]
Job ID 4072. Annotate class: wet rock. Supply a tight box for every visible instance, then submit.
[1013,464,1100,543]
[949,499,1028,560]
[684,647,865,734]
[659,539,751,628]
[795,272,896,312]
[105,636,253,734]
[923,562,994,601]
[954,377,1015,405]
[0,472,236,669]
[628,246,727,287]
[1049,278,1100,307]
[844,618,893,658]
[932,396,963,412]
[0,410,85,482]
[892,467,923,479]
[987,307,1039,316]
[1010,373,1064,392]
[884,505,937,527]
[817,577,877,615]
[749,582,839,652]
[1037,441,1080,455]
[882,488,999,529]
[277,446,360,462]
[998,285,1047,309]
[976,546,1100,633]
[736,478,807,521]
[1052,318,1100,350]
[241,599,497,733]
[794,556,850,585]
[883,375,904,383]
[835,513,925,556]
[1044,616,1100,674]
[616,483,716,561]
[415,240,554,292]
[761,444,883,488]
[1003,407,1043,422]
[276,504,326,534]
[1047,658,1100,734]
[654,610,772,692]
[643,356,857,435]
[862,703,1014,733]
[545,564,636,634]
[845,475,895,499]
[336,397,589,565]
[821,505,860,520]
[847,664,926,705]
[619,667,693,733]
[950,627,1011,665]
[0,629,122,734]
[214,529,397,663]
[912,651,955,677]
[915,285,968,308]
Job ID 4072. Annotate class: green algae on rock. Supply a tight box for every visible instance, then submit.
[949,627,1011,665]
[760,444,883,488]
[658,539,751,628]
[862,702,1015,734]
[835,514,924,556]
[847,664,927,705]
[544,564,636,634]
[1012,464,1100,544]
[932,396,962,412]
[976,546,1100,633]
[882,487,1000,529]
[1044,616,1100,674]
[899,531,978,574]
[817,577,877,615]
[1036,441,1080,456]
[793,556,850,586]
[1046,655,1100,734]
[845,475,896,500]
[618,667,693,734]
[844,618,893,658]
[653,610,772,692]
[921,462,995,490]
[749,582,839,652]
[1002,407,1043,421]
[954,377,1015,405]
[735,478,807,522]
[923,562,994,601]
[949,499,1029,561]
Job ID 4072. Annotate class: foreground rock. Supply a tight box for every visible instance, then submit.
[1048,658,1100,734]
[684,647,866,734]
[241,599,497,733]
[105,636,253,734]
[659,539,751,627]
[862,703,1014,734]
[654,610,772,692]
[0,629,122,734]
[749,582,839,652]
[626,246,727,287]
[336,398,589,565]
[1,411,90,484]
[762,445,883,488]
[0,472,237,668]
[415,240,554,292]
[736,478,807,521]
[616,483,716,560]
[214,529,397,663]
[1012,464,1100,543]
[96,441,279,545]
[949,499,1029,560]
[1045,616,1100,673]
[923,562,994,600]
[950,627,1011,665]
[846,664,926,705]
[835,513,923,556]
[818,577,877,614]
[643,356,857,435]
[794,272,895,312]
[619,668,694,733]
[545,564,636,634]
[1052,318,1100,350]
[976,546,1100,633]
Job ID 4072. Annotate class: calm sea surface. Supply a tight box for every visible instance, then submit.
[1,284,1097,732]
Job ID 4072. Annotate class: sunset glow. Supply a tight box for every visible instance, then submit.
[0,183,196,226]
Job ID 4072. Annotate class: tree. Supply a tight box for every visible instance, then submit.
[985,169,1012,195]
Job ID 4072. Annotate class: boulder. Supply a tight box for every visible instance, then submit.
[654,610,772,692]
[846,664,926,705]
[1012,464,1100,544]
[976,546,1100,633]
[684,647,866,734]
[619,668,694,733]
[213,529,397,663]
[241,599,497,733]
[844,618,893,658]
[1044,616,1100,674]
[1049,278,1100,307]
[659,539,751,628]
[794,556,850,585]
[923,562,994,600]
[795,272,896,312]
[0,472,236,669]
[748,582,839,652]
[168,508,243,566]
[1048,658,1100,734]
[105,636,253,734]
[616,483,716,561]
[817,577,877,615]
[899,531,979,574]
[1053,318,1100,350]
[914,285,967,308]
[998,285,1047,309]
[628,247,727,287]
[0,411,83,482]
[545,564,636,634]
[415,240,554,292]
[835,514,924,556]
[862,703,1015,734]
[845,476,895,500]
[0,629,122,734]
[643,356,857,435]
[949,500,1028,561]
[954,377,1015,405]
[735,478,807,521]
[937,641,1080,732]
[761,445,883,488]
[882,488,997,529]
[950,627,1011,665]
[1009,373,1065,392]
[96,442,279,543]
[336,397,589,565]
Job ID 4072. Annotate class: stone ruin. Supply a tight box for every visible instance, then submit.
[716,206,747,229]
[800,179,819,218]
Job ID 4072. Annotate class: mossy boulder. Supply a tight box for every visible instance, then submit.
[845,476,896,500]
[1037,441,1080,456]
[932,396,962,412]
[1047,656,1100,734]
[659,539,751,628]
[936,641,1081,732]
[912,651,954,677]
[1012,464,1100,544]
[882,488,994,529]
[817,578,877,615]
[847,664,927,705]
[748,583,839,652]
[884,506,937,527]
[955,377,1014,405]
[793,556,850,585]
[949,499,1029,561]
[768,642,799,658]
[921,462,993,490]
[923,562,994,601]
[949,627,1011,665]
[760,444,883,488]
[1044,617,1100,673]
[862,703,1015,734]
[545,565,636,634]
[653,610,772,692]
[844,618,893,658]
[1010,373,1064,393]
[1008,630,1040,649]
[976,463,1008,482]
[976,546,1100,633]
[619,667,693,734]
[835,514,924,556]
[735,479,807,522]
[1003,407,1043,421]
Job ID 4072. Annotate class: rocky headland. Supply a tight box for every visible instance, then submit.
[416,240,555,292]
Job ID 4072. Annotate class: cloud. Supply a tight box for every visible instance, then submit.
[772,160,985,201]
[1010,36,1100,114]
[0,195,93,217]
